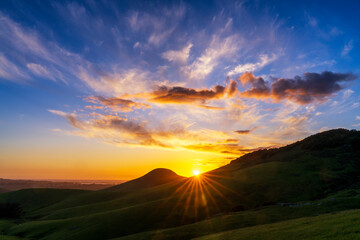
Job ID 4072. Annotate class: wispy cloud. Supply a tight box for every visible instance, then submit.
[228,54,277,76]
[184,34,240,80]
[162,43,193,64]
[77,67,162,96]
[0,53,29,82]
[342,40,354,57]
[85,96,150,112]
[127,3,186,47]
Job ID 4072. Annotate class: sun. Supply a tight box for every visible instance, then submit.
[193,170,200,176]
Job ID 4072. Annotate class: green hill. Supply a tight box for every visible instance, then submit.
[0,129,359,240]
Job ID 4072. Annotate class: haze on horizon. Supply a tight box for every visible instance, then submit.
[0,0,359,180]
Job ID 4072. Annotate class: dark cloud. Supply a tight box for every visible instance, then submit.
[271,71,357,104]
[239,71,357,104]
[239,72,270,98]
[151,85,226,104]
[235,127,258,135]
[226,78,238,96]
[235,129,251,134]
[149,81,238,108]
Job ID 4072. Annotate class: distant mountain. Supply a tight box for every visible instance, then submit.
[104,168,185,193]
[0,129,359,240]
[0,178,125,193]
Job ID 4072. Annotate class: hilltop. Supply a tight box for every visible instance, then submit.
[0,128,359,240]
[104,168,185,193]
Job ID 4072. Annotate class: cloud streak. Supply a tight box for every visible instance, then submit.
[184,35,240,80]
[162,43,193,64]
[85,96,151,112]
[228,54,277,76]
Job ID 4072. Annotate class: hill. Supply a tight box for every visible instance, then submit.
[104,168,185,193]
[0,128,359,240]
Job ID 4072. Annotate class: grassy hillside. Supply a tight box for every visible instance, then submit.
[0,189,88,212]
[0,129,359,240]
[195,209,360,240]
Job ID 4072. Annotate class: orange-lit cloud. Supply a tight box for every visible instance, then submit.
[151,85,225,103]
[148,79,238,108]
[184,143,267,155]
[48,109,266,155]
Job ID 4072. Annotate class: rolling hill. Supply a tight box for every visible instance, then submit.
[0,128,359,240]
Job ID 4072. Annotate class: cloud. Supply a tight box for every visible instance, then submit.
[184,35,240,80]
[226,78,238,96]
[49,109,166,147]
[0,53,29,82]
[306,13,318,28]
[240,71,357,104]
[49,108,252,154]
[356,116,360,121]
[235,130,251,134]
[26,63,58,81]
[77,67,162,96]
[151,85,225,103]
[342,40,353,57]
[148,80,238,107]
[127,4,186,46]
[234,127,257,135]
[162,43,193,64]
[85,96,151,112]
[239,72,270,98]
[0,12,83,84]
[184,143,265,155]
[228,54,277,76]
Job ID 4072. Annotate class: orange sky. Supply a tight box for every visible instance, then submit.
[0,136,236,180]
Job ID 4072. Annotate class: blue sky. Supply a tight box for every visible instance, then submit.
[0,0,359,179]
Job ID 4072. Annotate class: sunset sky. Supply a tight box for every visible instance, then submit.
[0,0,359,180]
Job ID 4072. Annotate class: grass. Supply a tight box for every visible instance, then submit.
[0,236,29,240]
[195,209,360,240]
[0,221,28,240]
[109,195,360,240]
[0,189,88,213]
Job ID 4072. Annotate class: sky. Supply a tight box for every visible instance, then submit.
[0,0,359,180]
